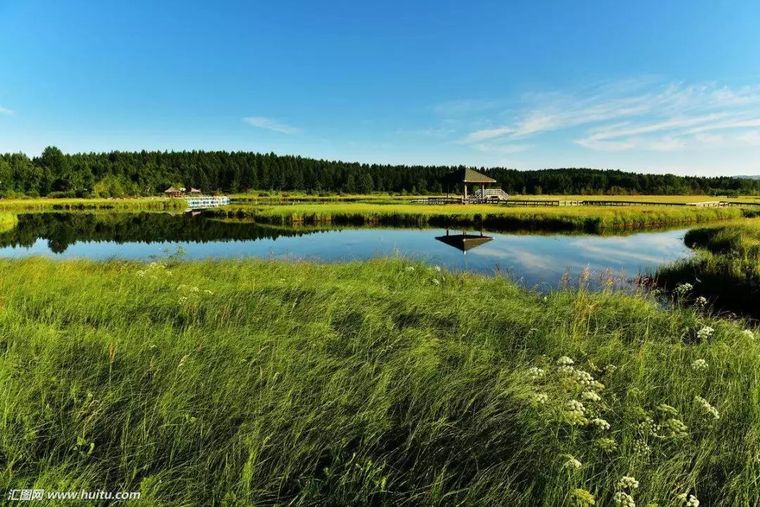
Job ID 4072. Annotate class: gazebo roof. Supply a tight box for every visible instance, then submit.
[448,168,497,184]
[164,186,180,193]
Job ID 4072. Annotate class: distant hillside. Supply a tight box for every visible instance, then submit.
[1,147,760,197]
[736,175,760,180]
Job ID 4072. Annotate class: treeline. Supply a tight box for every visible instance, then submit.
[1,147,758,197]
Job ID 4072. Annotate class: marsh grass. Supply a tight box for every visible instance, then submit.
[658,219,760,317]
[0,258,758,505]
[228,192,760,204]
[0,197,185,212]
[211,202,744,232]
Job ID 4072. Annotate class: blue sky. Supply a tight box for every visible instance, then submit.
[1,1,760,175]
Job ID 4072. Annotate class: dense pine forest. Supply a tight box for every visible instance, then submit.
[0,147,758,197]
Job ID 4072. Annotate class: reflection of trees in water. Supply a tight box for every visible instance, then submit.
[0,213,324,254]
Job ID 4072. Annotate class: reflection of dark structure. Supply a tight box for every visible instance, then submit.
[435,229,493,253]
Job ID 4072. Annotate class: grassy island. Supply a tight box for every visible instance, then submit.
[659,219,760,317]
[211,202,746,232]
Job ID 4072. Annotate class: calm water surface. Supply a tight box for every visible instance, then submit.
[0,213,694,289]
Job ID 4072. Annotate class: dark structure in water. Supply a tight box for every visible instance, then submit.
[435,229,493,253]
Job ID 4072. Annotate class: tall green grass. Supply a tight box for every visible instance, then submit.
[211,202,744,232]
[0,197,185,212]
[658,219,760,317]
[0,258,757,505]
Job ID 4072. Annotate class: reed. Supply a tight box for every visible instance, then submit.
[658,218,760,317]
[210,202,745,232]
[0,197,185,212]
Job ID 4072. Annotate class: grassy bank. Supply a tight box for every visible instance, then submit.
[211,202,745,232]
[516,195,760,204]
[0,197,185,212]
[0,258,758,505]
[229,192,760,205]
[0,211,17,233]
[658,219,760,317]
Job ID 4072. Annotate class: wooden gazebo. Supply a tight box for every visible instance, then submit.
[164,186,183,198]
[447,168,497,202]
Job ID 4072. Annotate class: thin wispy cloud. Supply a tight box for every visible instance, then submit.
[0,105,14,115]
[470,142,531,155]
[452,81,760,154]
[464,126,515,143]
[242,116,301,134]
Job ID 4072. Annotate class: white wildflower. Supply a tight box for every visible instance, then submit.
[617,476,639,490]
[203,289,214,295]
[677,493,700,507]
[743,329,755,339]
[570,488,595,506]
[590,417,611,431]
[661,418,689,438]
[404,266,415,272]
[696,326,714,341]
[574,370,594,384]
[675,282,693,295]
[136,270,146,277]
[564,400,588,425]
[694,296,707,308]
[581,391,601,402]
[694,396,720,420]
[596,437,618,452]
[633,439,651,456]
[691,359,708,370]
[531,392,548,405]
[564,411,588,426]
[557,356,575,366]
[179,296,189,304]
[431,278,440,285]
[526,367,545,380]
[433,265,441,272]
[563,455,583,470]
[637,415,656,433]
[613,491,636,507]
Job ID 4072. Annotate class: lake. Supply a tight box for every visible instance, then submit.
[0,212,694,290]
